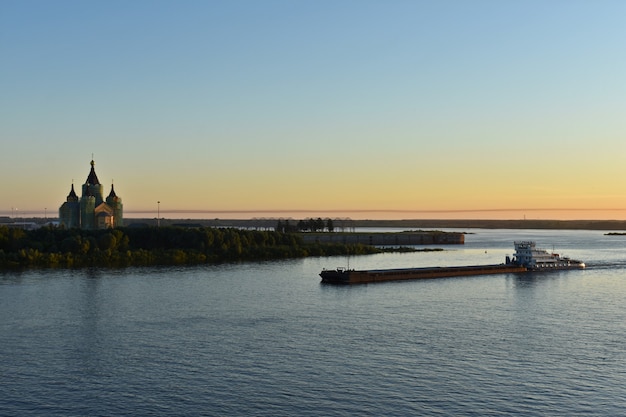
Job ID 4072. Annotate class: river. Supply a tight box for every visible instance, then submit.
[1,229,625,416]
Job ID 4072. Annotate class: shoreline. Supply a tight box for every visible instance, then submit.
[128,218,626,230]
[4,217,626,231]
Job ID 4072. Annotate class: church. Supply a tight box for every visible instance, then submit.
[59,159,123,229]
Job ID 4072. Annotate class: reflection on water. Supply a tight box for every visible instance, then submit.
[1,229,626,416]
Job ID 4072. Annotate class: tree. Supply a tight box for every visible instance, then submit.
[98,233,117,251]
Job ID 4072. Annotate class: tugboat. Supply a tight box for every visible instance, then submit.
[506,241,585,270]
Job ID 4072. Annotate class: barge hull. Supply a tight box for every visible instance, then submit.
[320,264,527,284]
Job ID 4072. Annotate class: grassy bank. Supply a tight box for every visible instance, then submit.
[0,226,393,269]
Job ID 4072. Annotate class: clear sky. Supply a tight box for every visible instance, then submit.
[2,0,626,220]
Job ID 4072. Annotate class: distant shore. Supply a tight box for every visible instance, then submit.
[123,218,626,231]
[4,217,626,231]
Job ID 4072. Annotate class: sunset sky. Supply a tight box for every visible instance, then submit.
[2,1,626,220]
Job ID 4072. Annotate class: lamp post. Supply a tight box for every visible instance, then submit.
[157,201,160,227]
[44,207,47,221]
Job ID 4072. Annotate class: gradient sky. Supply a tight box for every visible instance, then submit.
[2,1,626,220]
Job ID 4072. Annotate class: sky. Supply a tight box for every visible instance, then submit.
[2,0,626,220]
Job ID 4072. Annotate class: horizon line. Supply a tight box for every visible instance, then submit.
[128,208,626,214]
[3,207,626,216]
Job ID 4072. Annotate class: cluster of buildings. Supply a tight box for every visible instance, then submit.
[59,159,123,229]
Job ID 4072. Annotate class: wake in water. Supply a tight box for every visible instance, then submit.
[579,259,626,270]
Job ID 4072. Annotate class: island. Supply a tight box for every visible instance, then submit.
[0,225,452,269]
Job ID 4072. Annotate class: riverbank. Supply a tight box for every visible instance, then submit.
[301,230,464,245]
[6,217,626,230]
[0,226,424,269]
[124,218,626,231]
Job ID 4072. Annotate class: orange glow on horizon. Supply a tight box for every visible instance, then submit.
[118,207,626,221]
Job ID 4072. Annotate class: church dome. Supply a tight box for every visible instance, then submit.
[67,184,78,202]
[86,159,100,185]
[108,183,117,199]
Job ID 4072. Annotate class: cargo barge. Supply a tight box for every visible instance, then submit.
[320,264,527,284]
[320,241,585,284]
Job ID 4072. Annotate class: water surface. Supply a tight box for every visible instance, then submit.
[1,229,625,416]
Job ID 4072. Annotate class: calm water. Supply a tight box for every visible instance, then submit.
[1,229,625,416]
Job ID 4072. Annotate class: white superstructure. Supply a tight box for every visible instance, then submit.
[507,241,585,270]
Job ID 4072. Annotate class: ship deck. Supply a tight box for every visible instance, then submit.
[321,264,528,284]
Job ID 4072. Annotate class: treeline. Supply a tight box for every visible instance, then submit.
[0,225,378,269]
[276,218,334,233]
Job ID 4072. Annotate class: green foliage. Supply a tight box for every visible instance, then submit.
[0,225,380,270]
[278,217,335,233]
